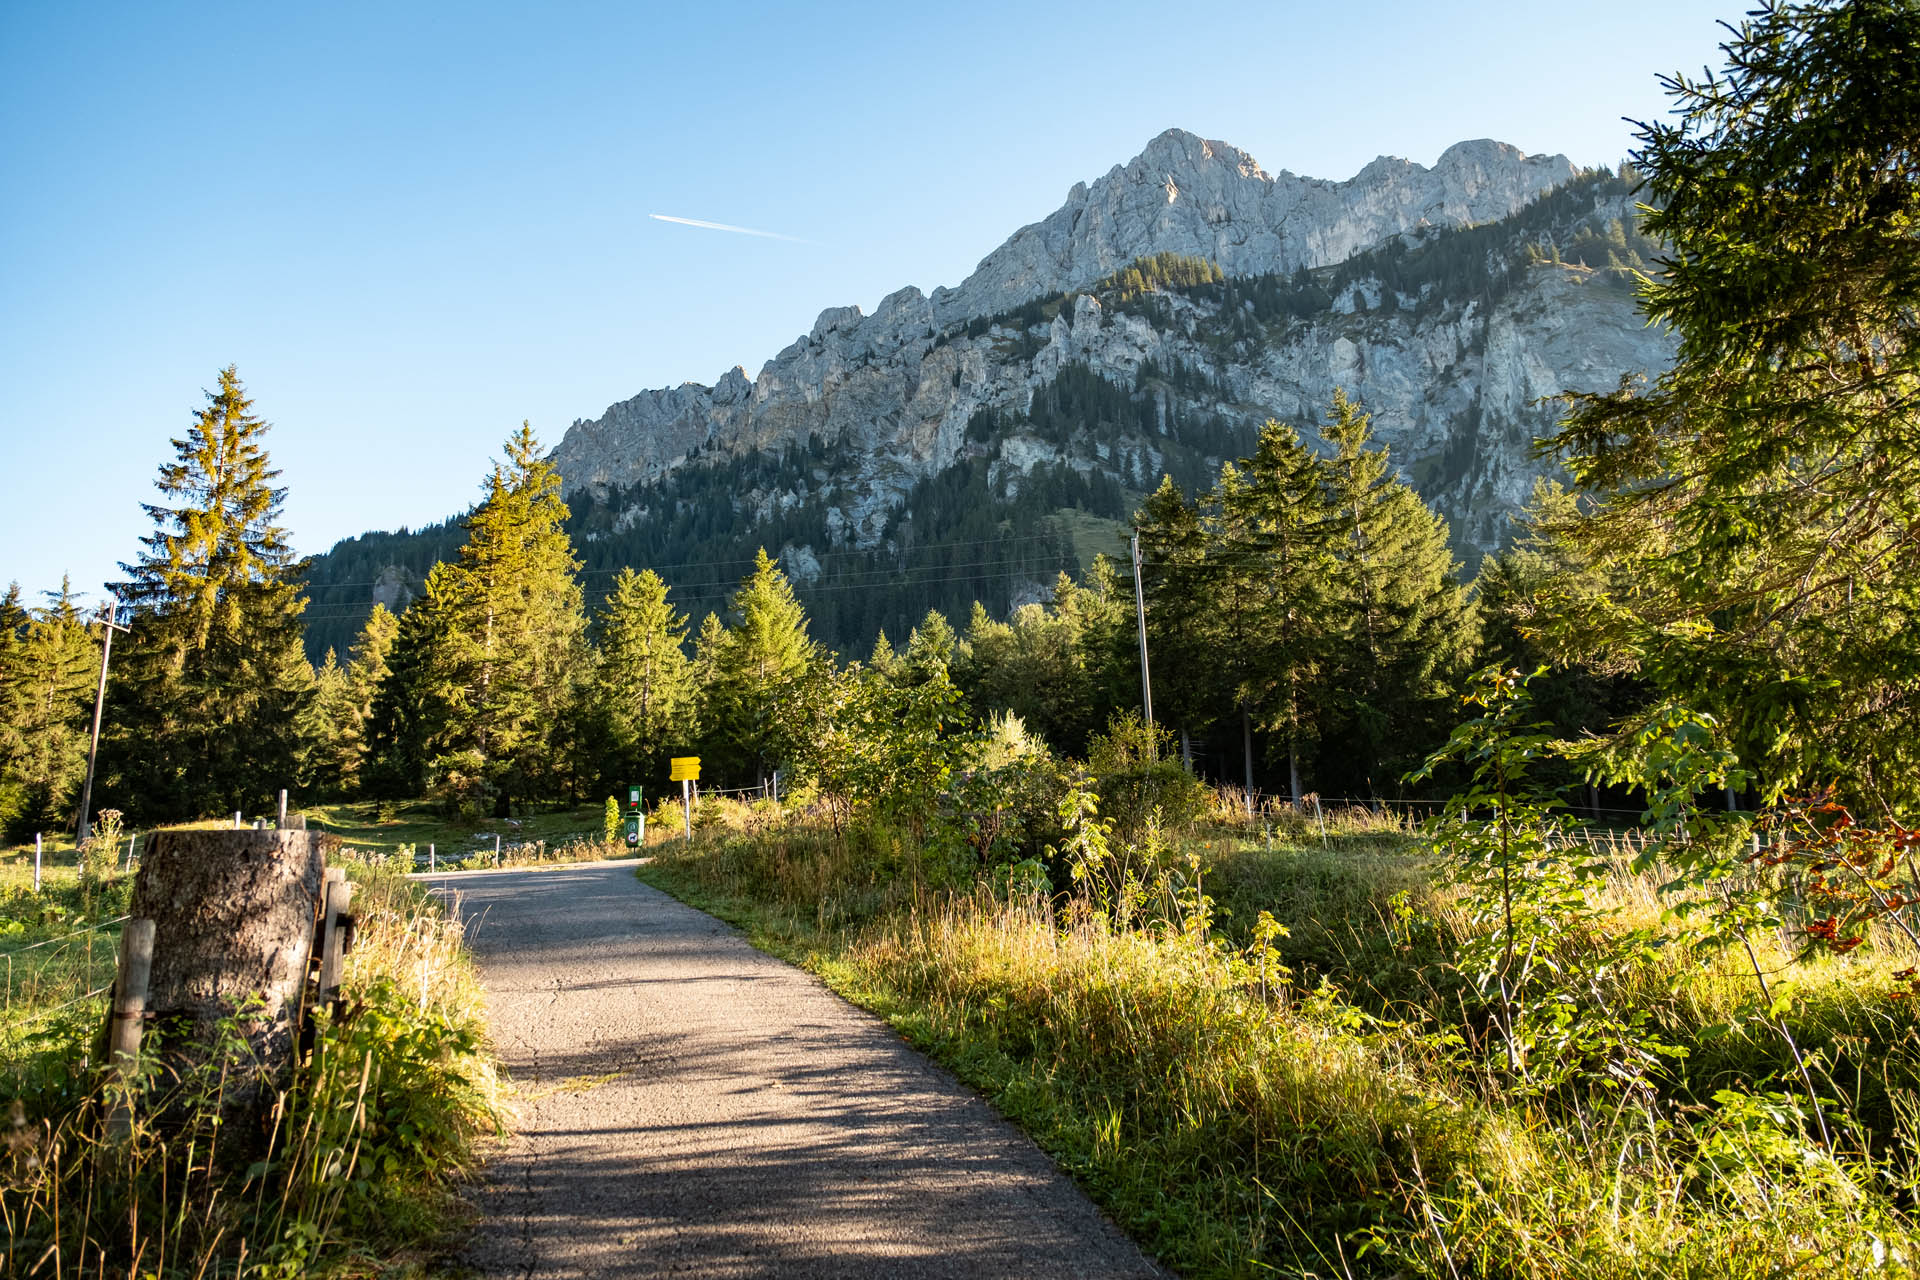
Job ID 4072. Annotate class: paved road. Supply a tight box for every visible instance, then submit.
[422,860,1165,1279]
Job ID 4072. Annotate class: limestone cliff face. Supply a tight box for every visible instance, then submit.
[933,132,1575,321]
[550,130,1669,560]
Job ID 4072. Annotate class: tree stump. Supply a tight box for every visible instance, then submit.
[129,828,337,1111]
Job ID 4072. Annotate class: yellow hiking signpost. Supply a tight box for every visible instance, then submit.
[670,757,701,841]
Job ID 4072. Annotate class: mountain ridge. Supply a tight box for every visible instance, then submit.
[302,131,1671,662]
[550,129,1587,506]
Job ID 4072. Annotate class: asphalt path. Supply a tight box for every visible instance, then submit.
[421,860,1165,1279]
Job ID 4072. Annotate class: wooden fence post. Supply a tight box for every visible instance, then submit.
[106,918,157,1141]
[317,867,351,1009]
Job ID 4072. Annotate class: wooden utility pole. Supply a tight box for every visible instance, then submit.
[1130,532,1154,737]
[76,597,129,841]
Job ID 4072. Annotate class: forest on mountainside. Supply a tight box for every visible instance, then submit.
[297,162,1662,670]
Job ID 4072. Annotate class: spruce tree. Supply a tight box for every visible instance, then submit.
[0,585,29,833]
[867,631,904,684]
[1318,390,1475,794]
[1225,421,1339,800]
[1136,476,1216,766]
[0,581,101,837]
[592,567,694,790]
[104,367,313,821]
[1546,0,1920,809]
[365,583,458,799]
[705,549,813,784]
[298,603,398,798]
[374,425,589,813]
[903,608,958,685]
[1201,463,1279,799]
[340,602,400,784]
[1475,480,1647,801]
[296,649,357,797]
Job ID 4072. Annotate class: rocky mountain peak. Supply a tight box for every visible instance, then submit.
[547,130,1635,555]
[1128,128,1270,184]
[921,130,1575,327]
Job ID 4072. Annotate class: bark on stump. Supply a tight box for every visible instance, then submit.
[129,829,337,1117]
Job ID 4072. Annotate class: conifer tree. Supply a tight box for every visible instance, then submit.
[690,611,727,688]
[867,631,904,684]
[342,602,399,767]
[903,608,958,685]
[1545,0,1920,809]
[298,603,399,797]
[1318,390,1475,793]
[1475,480,1646,800]
[0,585,29,833]
[1201,463,1277,798]
[1225,421,1340,800]
[365,584,457,798]
[0,581,102,837]
[1136,477,1216,766]
[104,367,313,821]
[592,567,694,789]
[296,650,358,797]
[370,425,589,813]
[705,549,813,783]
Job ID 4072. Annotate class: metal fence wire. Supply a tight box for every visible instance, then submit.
[0,914,130,1019]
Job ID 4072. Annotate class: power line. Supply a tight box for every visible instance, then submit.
[294,561,1092,624]
[298,529,1093,593]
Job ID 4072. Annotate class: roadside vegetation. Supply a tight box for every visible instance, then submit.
[304,799,643,871]
[641,718,1920,1277]
[0,835,500,1276]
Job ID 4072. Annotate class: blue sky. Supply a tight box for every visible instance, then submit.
[0,0,1734,607]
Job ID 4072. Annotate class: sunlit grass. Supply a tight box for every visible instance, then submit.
[640,803,1920,1279]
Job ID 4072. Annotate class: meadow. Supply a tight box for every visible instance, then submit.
[640,790,1920,1279]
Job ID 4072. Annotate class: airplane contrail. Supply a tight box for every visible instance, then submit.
[649,213,812,244]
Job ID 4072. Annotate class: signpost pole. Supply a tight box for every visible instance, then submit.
[669,757,701,844]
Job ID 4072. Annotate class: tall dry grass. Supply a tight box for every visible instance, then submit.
[643,809,1920,1278]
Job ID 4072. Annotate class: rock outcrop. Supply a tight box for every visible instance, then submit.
[549,130,1667,564]
[552,131,1594,518]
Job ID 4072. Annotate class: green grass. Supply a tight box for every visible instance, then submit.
[639,806,1920,1279]
[1052,507,1130,575]
[304,797,609,857]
